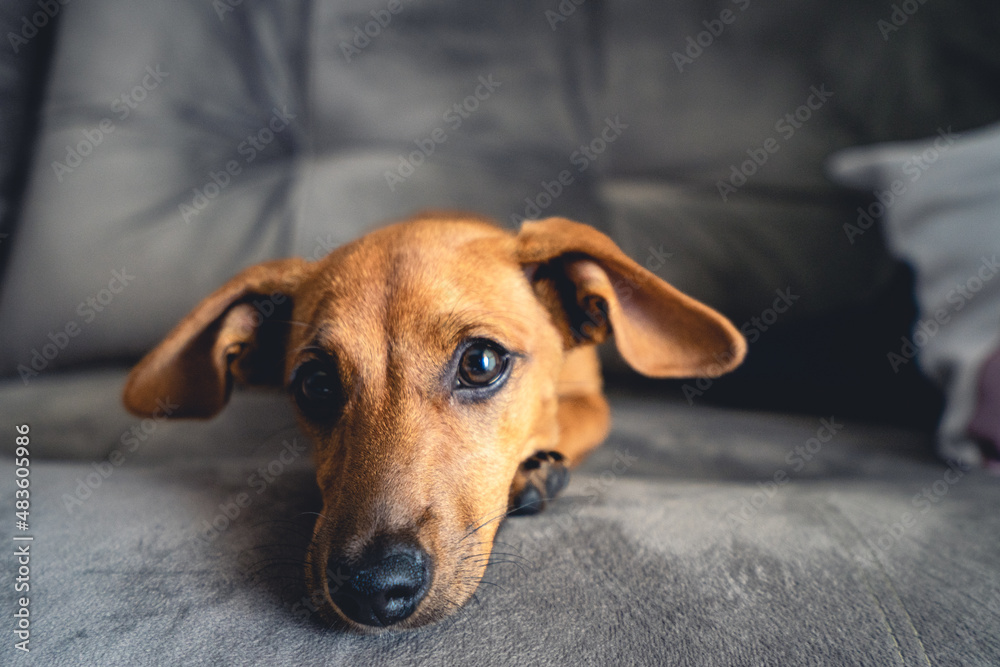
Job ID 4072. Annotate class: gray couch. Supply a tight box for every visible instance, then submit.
[2,1,1000,664]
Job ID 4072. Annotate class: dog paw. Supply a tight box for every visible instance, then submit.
[509,451,569,516]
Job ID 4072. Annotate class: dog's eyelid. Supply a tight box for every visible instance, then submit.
[289,344,338,378]
[453,337,516,362]
[451,331,522,356]
[297,343,333,358]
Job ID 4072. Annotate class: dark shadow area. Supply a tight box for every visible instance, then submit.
[606,260,944,433]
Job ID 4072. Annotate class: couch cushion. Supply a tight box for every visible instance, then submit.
[0,0,602,378]
[3,388,998,665]
[11,1,1000,379]
[0,367,296,460]
[598,0,1000,188]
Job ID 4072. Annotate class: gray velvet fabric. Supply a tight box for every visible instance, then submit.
[6,0,1000,375]
[3,2,1000,665]
[2,371,999,665]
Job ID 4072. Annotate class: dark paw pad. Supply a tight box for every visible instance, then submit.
[510,451,569,516]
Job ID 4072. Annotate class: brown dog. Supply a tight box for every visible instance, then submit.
[122,213,745,631]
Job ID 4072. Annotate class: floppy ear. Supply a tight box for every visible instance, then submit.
[516,217,746,378]
[122,258,310,418]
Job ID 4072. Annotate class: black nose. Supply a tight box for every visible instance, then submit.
[328,538,432,627]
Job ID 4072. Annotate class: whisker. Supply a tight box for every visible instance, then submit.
[460,549,525,562]
[242,555,304,567]
[250,573,302,584]
[479,560,528,576]
[484,550,527,560]
[273,319,314,329]
[247,572,302,583]
[460,502,515,543]
[244,560,303,573]
[242,523,314,539]
[246,566,302,579]
[239,542,308,552]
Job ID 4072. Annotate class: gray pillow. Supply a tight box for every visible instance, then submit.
[828,122,1000,465]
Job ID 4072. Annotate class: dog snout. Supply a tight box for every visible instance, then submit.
[328,536,432,627]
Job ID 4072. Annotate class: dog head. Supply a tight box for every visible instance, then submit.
[123,214,744,631]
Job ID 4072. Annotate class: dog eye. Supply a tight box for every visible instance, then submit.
[292,360,344,421]
[457,340,510,389]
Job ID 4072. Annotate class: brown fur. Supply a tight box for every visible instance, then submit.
[122,214,746,631]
